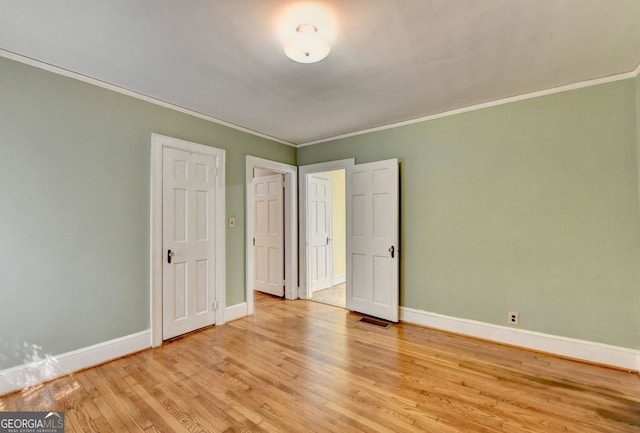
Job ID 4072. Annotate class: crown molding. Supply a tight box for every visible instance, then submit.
[298,66,640,148]
[0,49,295,148]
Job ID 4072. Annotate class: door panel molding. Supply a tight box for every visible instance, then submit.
[150,134,225,347]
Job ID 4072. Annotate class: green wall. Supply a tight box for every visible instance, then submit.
[298,79,640,350]
[0,56,295,369]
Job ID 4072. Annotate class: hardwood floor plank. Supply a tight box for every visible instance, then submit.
[180,375,267,432]
[128,381,199,432]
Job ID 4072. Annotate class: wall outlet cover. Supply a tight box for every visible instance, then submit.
[508,311,519,325]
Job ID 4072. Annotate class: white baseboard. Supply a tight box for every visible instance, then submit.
[225,302,248,322]
[333,274,346,285]
[0,330,151,396]
[400,307,639,372]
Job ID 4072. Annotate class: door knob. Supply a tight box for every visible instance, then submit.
[168,249,175,264]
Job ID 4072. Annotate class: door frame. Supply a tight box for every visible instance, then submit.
[246,156,297,315]
[150,134,226,347]
[299,158,354,299]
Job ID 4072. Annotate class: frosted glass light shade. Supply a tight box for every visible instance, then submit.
[284,24,330,64]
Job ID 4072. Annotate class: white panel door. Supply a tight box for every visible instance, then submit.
[254,174,284,297]
[346,159,399,322]
[163,147,219,340]
[309,174,333,292]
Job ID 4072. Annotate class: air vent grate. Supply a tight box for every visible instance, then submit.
[358,316,392,329]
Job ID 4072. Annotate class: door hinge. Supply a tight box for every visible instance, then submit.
[213,300,219,311]
[253,237,255,246]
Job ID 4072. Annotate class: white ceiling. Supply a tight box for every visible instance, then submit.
[1,1,639,146]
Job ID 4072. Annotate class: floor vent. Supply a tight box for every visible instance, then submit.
[358,316,392,329]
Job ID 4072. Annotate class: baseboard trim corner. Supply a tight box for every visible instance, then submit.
[400,307,639,372]
[0,330,151,397]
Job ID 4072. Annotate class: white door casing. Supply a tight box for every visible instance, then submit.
[253,174,284,297]
[346,158,399,322]
[309,174,333,292]
[150,134,225,347]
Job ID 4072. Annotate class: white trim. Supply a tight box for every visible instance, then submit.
[0,330,150,396]
[0,49,294,147]
[150,134,226,347]
[245,156,297,314]
[225,303,248,322]
[400,307,640,372]
[332,273,346,286]
[297,68,640,147]
[299,159,355,299]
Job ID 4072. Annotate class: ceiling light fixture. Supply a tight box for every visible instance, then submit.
[284,23,330,64]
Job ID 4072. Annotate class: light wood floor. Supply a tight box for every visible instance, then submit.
[2,292,639,432]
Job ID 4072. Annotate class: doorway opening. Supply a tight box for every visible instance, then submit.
[300,157,400,322]
[307,169,346,309]
[299,159,354,306]
[245,156,297,316]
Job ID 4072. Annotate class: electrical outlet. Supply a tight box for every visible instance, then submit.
[228,217,236,228]
[508,311,519,325]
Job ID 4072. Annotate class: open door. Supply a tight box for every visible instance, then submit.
[346,159,399,322]
[309,174,333,292]
[253,174,285,297]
